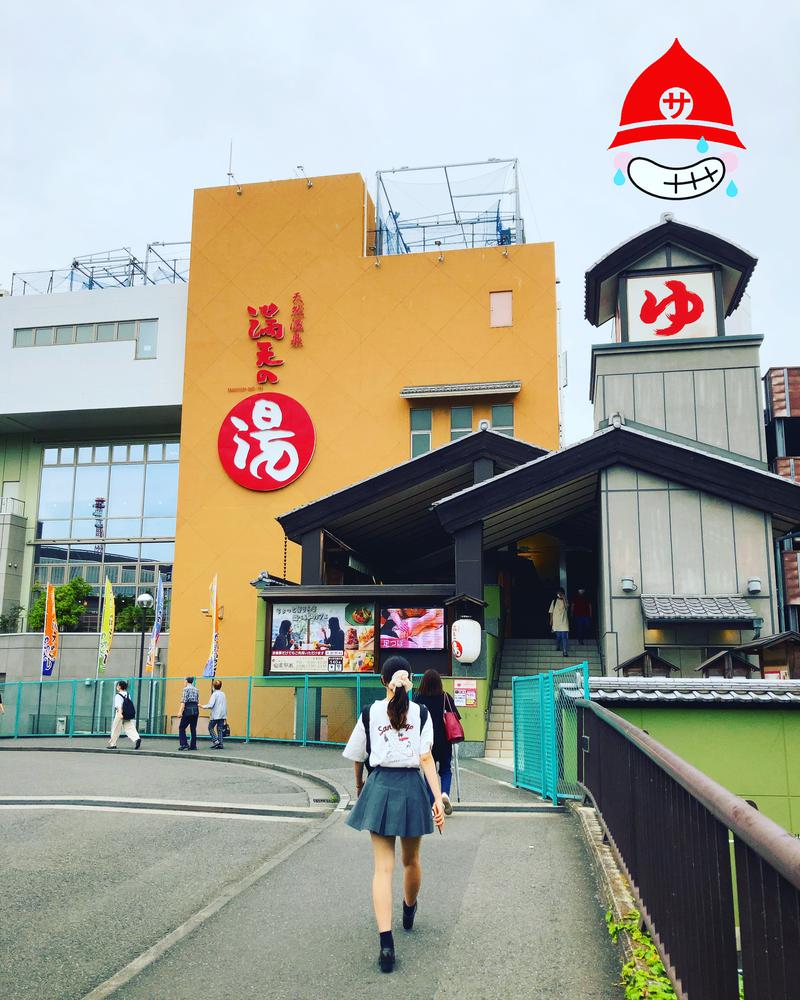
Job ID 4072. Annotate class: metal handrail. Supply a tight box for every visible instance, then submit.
[577,698,800,889]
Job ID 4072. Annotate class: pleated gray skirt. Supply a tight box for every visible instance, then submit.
[346,767,434,838]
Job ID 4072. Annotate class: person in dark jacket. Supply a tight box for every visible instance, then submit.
[414,668,460,815]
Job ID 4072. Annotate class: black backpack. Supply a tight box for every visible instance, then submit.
[120,693,136,720]
[361,702,428,774]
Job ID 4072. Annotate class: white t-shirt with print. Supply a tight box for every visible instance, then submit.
[343,699,433,769]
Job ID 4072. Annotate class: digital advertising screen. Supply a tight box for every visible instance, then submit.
[379,607,445,650]
[270,602,376,672]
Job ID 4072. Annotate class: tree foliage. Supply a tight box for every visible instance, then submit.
[27,577,93,632]
[0,603,24,633]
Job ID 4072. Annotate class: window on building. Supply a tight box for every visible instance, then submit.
[410,409,432,457]
[12,318,159,354]
[136,320,158,359]
[450,406,473,441]
[490,290,513,328]
[491,403,514,437]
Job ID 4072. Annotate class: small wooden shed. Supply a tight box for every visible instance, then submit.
[696,649,758,680]
[736,631,800,680]
[615,650,680,678]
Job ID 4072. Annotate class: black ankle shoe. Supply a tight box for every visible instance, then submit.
[402,900,417,930]
[378,946,395,973]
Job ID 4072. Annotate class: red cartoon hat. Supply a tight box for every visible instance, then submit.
[609,39,745,149]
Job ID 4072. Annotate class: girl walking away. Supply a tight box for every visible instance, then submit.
[549,588,570,657]
[343,655,445,974]
[414,669,460,815]
[202,679,227,749]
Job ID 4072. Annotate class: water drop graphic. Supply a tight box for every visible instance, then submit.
[613,168,626,186]
[697,136,709,153]
[726,180,738,198]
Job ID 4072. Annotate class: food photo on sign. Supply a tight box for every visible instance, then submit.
[379,608,445,650]
[271,603,376,672]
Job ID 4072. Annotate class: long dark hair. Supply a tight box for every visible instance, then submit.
[417,668,443,697]
[382,655,411,731]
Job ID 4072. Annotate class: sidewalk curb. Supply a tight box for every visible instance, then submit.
[0,743,351,814]
[0,796,330,820]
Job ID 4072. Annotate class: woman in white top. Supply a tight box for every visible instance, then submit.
[343,655,445,974]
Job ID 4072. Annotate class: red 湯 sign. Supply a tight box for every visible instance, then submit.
[218,393,316,491]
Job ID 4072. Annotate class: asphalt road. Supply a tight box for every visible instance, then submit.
[113,812,620,1000]
[0,746,621,999]
[0,750,322,807]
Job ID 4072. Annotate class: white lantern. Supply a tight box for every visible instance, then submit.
[451,617,481,665]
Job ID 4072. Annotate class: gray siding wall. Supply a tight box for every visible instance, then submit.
[597,465,778,673]
[593,340,767,465]
[0,632,170,682]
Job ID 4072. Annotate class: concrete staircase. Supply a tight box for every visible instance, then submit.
[484,638,604,760]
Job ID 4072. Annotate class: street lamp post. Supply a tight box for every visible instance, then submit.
[135,592,154,724]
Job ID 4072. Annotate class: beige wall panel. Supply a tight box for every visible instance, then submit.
[700,495,737,593]
[633,372,666,430]
[694,370,729,450]
[603,374,635,422]
[724,368,763,461]
[639,490,674,593]
[637,471,670,490]
[607,490,641,597]
[606,465,637,490]
[670,490,705,594]
[732,506,771,593]
[663,370,697,440]
[611,597,646,663]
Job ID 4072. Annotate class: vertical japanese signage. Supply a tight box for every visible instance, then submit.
[203,575,219,678]
[97,577,115,675]
[145,573,164,674]
[41,583,59,677]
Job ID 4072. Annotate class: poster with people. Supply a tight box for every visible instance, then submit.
[271,603,376,672]
[379,607,445,650]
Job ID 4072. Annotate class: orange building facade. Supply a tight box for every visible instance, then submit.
[168,172,559,683]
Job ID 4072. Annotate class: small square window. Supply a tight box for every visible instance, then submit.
[112,445,128,463]
[59,447,75,465]
[164,442,180,461]
[94,446,109,463]
[450,406,473,441]
[77,447,93,464]
[75,324,94,344]
[136,319,158,359]
[14,328,34,347]
[97,323,116,342]
[147,443,164,461]
[34,327,55,346]
[491,404,514,437]
[117,321,136,341]
[43,448,59,465]
[128,444,145,462]
[55,325,75,345]
[490,290,513,328]
[410,409,432,431]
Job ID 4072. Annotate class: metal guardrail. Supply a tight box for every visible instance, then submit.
[577,699,800,1000]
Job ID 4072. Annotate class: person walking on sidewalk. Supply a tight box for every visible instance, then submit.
[342,655,445,974]
[549,588,570,657]
[202,679,227,750]
[177,676,199,751]
[106,680,141,750]
[414,668,460,816]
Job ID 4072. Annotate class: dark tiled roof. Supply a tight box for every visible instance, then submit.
[641,594,757,623]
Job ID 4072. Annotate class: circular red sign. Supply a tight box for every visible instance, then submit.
[217,392,316,492]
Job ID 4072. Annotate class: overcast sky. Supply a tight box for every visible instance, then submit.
[3,1,798,443]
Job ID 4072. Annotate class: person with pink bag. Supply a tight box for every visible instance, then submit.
[414,668,462,816]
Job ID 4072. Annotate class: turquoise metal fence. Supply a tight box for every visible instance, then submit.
[0,673,415,747]
[512,662,589,804]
